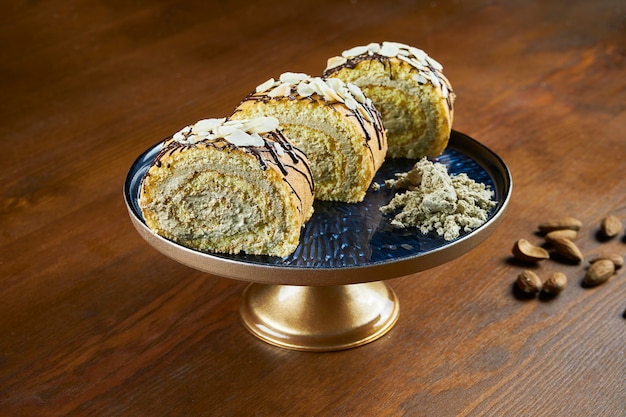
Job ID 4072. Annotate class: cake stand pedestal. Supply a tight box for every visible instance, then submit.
[240,281,399,351]
[125,131,512,351]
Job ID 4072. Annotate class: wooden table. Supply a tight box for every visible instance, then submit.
[2,1,624,415]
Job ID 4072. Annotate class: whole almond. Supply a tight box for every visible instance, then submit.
[550,237,583,263]
[542,272,567,295]
[584,259,615,286]
[538,217,583,233]
[544,229,578,242]
[512,239,550,262]
[589,253,624,269]
[516,270,542,294]
[600,215,623,238]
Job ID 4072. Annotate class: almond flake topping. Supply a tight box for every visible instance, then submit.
[347,82,366,103]
[325,41,451,98]
[326,56,347,70]
[279,72,309,84]
[296,82,315,97]
[253,72,376,121]
[267,83,292,98]
[366,42,381,54]
[245,116,279,133]
[193,118,226,134]
[255,78,275,93]
[226,129,264,147]
[379,42,399,57]
[172,117,281,149]
[342,45,369,58]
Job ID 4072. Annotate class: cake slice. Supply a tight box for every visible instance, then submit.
[232,72,387,203]
[323,41,455,159]
[139,116,314,257]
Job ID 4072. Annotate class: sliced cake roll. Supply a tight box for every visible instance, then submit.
[232,72,387,203]
[323,41,455,159]
[139,116,314,257]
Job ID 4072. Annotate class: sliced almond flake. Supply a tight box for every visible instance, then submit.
[347,82,366,103]
[379,43,399,57]
[342,45,368,58]
[440,74,452,90]
[409,46,427,62]
[324,77,344,92]
[245,116,279,134]
[326,55,347,70]
[249,132,265,145]
[279,72,310,84]
[217,124,237,136]
[398,54,429,71]
[256,78,276,93]
[222,119,245,130]
[192,118,225,134]
[366,42,381,54]
[273,141,285,156]
[173,131,186,143]
[296,82,315,97]
[357,105,372,122]
[430,74,441,88]
[186,134,200,144]
[308,77,328,97]
[344,97,358,110]
[396,54,414,67]
[409,57,428,70]
[414,63,429,73]
[314,78,343,102]
[225,129,264,147]
[441,83,449,99]
[267,82,292,98]
[322,85,344,103]
[383,41,410,50]
[426,55,443,71]
[412,73,428,84]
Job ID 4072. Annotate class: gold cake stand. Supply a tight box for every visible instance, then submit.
[124,131,512,351]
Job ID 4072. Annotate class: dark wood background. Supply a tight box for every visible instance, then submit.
[1,0,624,416]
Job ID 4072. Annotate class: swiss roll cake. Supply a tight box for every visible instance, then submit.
[232,72,387,203]
[323,41,455,159]
[139,116,314,257]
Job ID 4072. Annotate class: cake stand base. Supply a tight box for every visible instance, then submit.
[240,281,399,351]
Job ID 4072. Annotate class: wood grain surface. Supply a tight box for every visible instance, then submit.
[1,0,625,416]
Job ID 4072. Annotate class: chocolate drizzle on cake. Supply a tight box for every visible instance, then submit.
[237,72,386,166]
[147,117,315,205]
[323,41,455,112]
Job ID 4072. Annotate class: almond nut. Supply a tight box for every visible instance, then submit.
[600,215,623,238]
[544,229,578,242]
[538,217,583,233]
[542,272,567,295]
[589,253,624,269]
[516,270,542,294]
[583,259,615,286]
[512,239,550,262]
[550,237,583,263]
